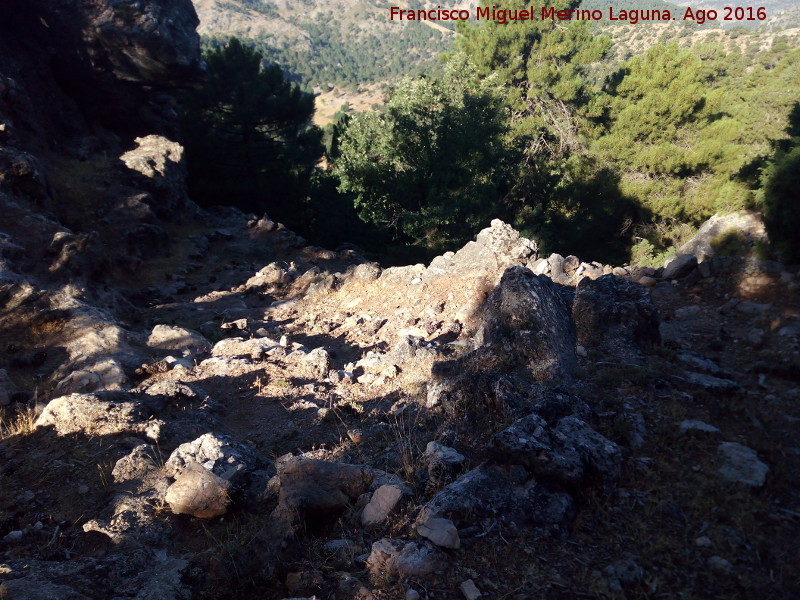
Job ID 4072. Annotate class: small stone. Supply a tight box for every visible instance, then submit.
[348,429,365,444]
[663,254,698,279]
[707,555,734,575]
[361,484,403,526]
[695,536,712,547]
[459,579,482,600]
[576,345,588,358]
[638,276,657,287]
[680,420,720,434]
[718,442,769,487]
[164,461,231,519]
[78,484,89,494]
[3,530,23,542]
[406,590,421,600]
[417,516,460,549]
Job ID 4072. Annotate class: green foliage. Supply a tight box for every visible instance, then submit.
[454,1,644,263]
[591,42,800,259]
[457,0,611,164]
[758,144,800,263]
[202,15,453,91]
[332,54,512,251]
[182,38,323,225]
[710,228,747,257]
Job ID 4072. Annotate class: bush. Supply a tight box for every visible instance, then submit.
[758,146,800,263]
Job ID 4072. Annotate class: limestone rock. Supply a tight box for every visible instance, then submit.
[663,254,698,279]
[677,211,767,261]
[113,444,159,484]
[361,484,403,526]
[272,455,373,523]
[120,136,187,210]
[425,441,465,486]
[477,267,577,380]
[422,464,575,531]
[165,460,231,519]
[35,393,162,440]
[682,371,742,393]
[422,219,538,283]
[573,275,660,365]
[366,539,447,578]
[680,420,721,434]
[351,262,382,282]
[246,262,290,289]
[303,348,331,379]
[416,516,460,549]
[718,442,769,487]
[165,433,254,481]
[211,337,272,359]
[459,580,482,600]
[488,414,621,487]
[147,324,211,356]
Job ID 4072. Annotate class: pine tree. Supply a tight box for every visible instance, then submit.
[182,38,322,223]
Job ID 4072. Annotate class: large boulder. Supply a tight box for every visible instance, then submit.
[165,460,232,519]
[35,392,162,440]
[423,219,538,283]
[272,455,374,524]
[488,414,622,487]
[421,464,575,532]
[475,267,577,380]
[677,211,767,262]
[572,275,660,364]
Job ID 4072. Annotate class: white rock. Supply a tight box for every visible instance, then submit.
[425,441,465,465]
[417,516,460,549]
[165,461,231,519]
[147,324,210,355]
[718,442,769,487]
[460,579,482,600]
[680,420,721,434]
[362,484,403,526]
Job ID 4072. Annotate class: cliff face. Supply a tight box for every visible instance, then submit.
[0,0,202,139]
[0,0,203,286]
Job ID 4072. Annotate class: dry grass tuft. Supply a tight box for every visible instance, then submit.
[0,406,37,440]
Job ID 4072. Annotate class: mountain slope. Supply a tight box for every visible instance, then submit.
[192,0,466,89]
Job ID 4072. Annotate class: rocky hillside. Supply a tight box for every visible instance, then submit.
[1,2,800,600]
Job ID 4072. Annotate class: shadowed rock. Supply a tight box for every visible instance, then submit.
[573,275,660,364]
[477,267,577,380]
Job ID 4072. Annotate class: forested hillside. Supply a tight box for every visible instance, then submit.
[185,0,800,266]
[193,0,466,90]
